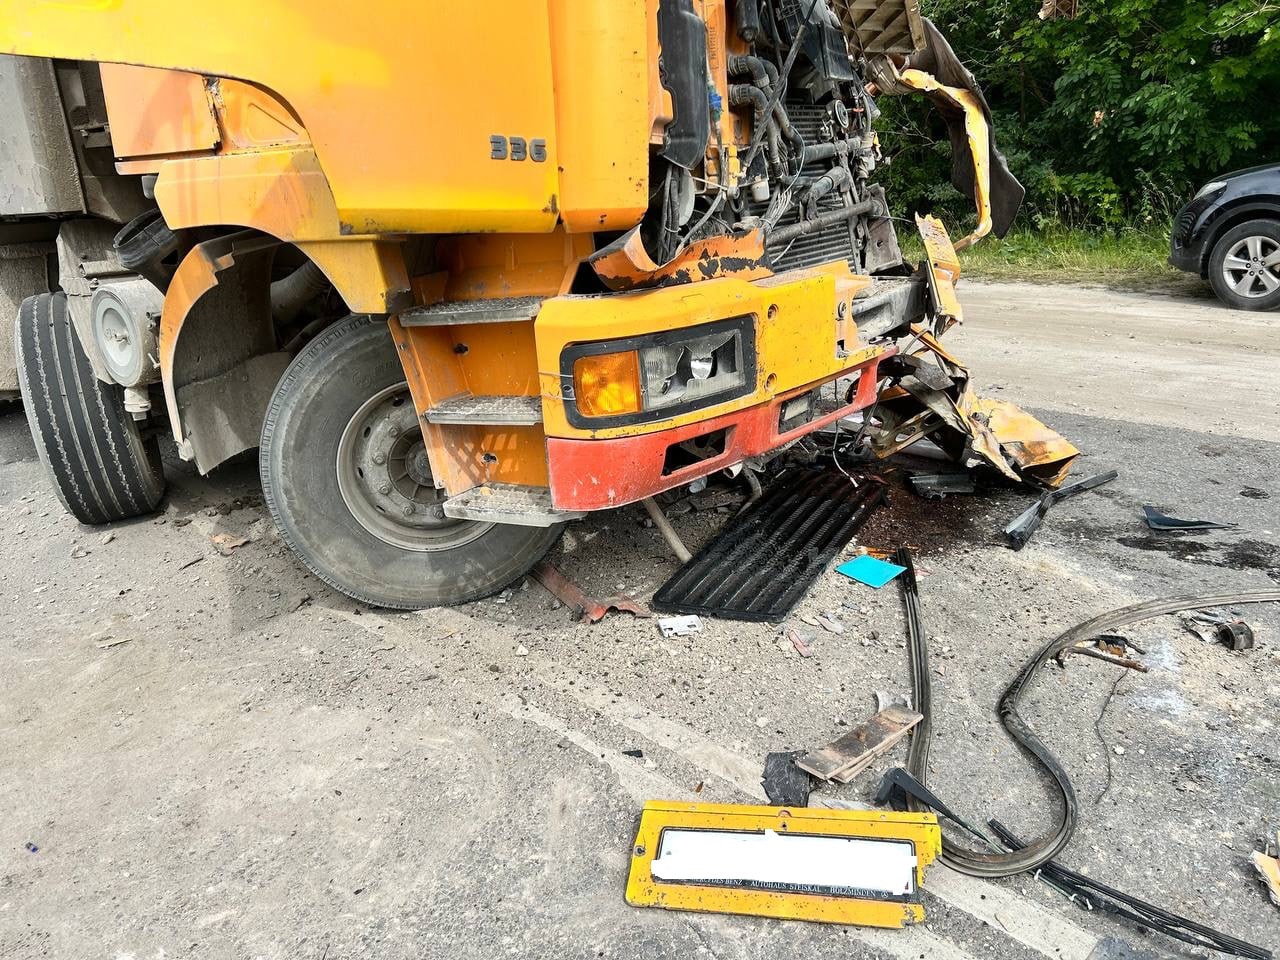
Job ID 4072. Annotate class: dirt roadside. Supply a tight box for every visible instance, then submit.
[1,282,1277,960]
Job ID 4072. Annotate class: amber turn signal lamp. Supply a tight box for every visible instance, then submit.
[573,350,642,417]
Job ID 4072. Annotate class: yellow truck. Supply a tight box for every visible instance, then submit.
[1,0,1060,608]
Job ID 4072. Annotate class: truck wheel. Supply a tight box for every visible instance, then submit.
[15,292,165,524]
[1208,219,1280,311]
[259,314,563,609]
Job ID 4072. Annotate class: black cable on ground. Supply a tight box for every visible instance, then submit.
[990,821,1273,960]
[896,576,1280,878]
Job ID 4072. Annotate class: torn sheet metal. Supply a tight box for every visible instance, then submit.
[626,800,941,927]
[588,226,771,292]
[530,562,650,624]
[916,213,963,320]
[797,706,924,783]
[866,330,1078,488]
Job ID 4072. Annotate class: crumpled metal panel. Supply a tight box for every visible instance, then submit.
[867,330,1078,489]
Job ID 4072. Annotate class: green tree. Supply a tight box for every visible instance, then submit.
[877,0,1280,230]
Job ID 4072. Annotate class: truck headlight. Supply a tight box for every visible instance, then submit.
[638,328,745,411]
[564,316,756,426]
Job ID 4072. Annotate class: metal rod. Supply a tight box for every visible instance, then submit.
[768,199,878,244]
[642,497,693,564]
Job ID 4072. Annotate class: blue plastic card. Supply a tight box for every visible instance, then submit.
[835,554,906,588]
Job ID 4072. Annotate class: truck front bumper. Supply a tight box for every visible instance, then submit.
[535,264,920,512]
[546,349,888,510]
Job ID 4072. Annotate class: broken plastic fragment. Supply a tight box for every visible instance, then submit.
[1142,506,1237,531]
[836,555,906,589]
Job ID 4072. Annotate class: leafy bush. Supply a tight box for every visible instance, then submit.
[875,0,1280,231]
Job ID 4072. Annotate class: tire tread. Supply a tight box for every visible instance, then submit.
[15,292,165,525]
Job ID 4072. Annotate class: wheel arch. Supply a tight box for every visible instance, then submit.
[159,225,417,474]
[1196,201,1280,275]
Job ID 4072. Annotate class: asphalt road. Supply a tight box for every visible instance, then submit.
[1,280,1277,960]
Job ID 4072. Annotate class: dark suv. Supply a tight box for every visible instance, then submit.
[1170,164,1280,310]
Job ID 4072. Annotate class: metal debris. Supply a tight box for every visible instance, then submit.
[1182,610,1255,651]
[641,496,692,564]
[1142,505,1237,531]
[1004,469,1118,550]
[908,471,976,499]
[796,705,923,783]
[531,561,651,624]
[657,614,703,638]
[874,690,914,712]
[865,332,1079,488]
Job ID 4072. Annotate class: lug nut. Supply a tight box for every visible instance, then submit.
[388,425,400,437]
[433,505,445,519]
[372,453,386,465]
[377,482,391,495]
[403,504,416,516]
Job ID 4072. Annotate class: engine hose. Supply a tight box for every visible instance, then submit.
[901,578,1280,878]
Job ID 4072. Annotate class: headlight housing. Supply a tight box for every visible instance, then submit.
[563,316,756,427]
[1194,180,1226,201]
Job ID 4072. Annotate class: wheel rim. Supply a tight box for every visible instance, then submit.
[335,383,490,552]
[1222,235,1280,298]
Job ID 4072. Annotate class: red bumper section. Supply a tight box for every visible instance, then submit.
[547,353,888,511]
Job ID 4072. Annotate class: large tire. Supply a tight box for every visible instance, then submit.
[15,291,165,524]
[1207,219,1280,311]
[260,314,563,609]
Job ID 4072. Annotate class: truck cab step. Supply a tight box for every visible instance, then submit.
[398,295,543,327]
[425,394,542,425]
[442,483,584,527]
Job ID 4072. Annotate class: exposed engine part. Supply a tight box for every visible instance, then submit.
[621,0,1021,288]
[270,260,330,327]
[734,0,762,42]
[89,277,163,387]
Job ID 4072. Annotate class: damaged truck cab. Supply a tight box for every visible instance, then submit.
[2,0,1065,608]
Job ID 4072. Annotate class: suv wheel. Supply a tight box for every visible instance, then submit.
[1208,219,1280,311]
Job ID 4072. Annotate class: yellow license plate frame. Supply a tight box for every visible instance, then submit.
[625,800,941,927]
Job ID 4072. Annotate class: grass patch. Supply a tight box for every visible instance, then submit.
[900,225,1187,289]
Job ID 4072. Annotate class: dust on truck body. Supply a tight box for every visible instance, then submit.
[0,0,1035,608]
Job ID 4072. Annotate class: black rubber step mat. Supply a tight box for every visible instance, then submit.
[652,468,885,622]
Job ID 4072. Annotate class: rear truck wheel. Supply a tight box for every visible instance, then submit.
[259,314,564,609]
[1208,219,1280,311]
[15,291,165,524]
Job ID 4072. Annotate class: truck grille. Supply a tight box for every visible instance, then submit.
[749,101,861,272]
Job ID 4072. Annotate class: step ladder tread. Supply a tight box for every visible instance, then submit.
[442,483,584,527]
[399,295,543,327]
[426,394,542,425]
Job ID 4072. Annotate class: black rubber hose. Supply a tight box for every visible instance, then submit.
[913,589,1280,878]
[735,0,762,43]
[270,261,330,326]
